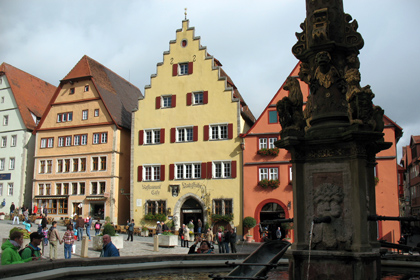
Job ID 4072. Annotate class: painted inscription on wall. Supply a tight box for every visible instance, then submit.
[142,184,161,196]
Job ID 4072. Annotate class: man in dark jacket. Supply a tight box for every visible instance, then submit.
[223,229,230,253]
[100,234,120,257]
[76,216,85,241]
[229,228,237,253]
[9,202,15,218]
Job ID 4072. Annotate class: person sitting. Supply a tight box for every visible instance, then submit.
[100,234,120,257]
[20,232,43,259]
[188,236,214,254]
[1,231,33,265]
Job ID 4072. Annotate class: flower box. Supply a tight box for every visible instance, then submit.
[141,229,149,237]
[158,234,178,247]
[257,148,279,156]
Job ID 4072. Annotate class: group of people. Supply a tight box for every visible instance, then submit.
[214,227,237,253]
[186,227,238,254]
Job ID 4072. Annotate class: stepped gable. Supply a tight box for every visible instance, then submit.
[0,63,56,130]
[63,55,143,129]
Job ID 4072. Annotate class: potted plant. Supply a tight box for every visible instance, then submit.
[159,231,178,247]
[140,220,149,237]
[0,212,5,220]
[258,179,280,189]
[243,216,257,242]
[92,223,123,251]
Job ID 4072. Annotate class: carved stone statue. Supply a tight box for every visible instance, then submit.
[312,183,352,250]
[276,77,305,135]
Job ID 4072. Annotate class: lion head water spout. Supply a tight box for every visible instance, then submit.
[276,0,391,279]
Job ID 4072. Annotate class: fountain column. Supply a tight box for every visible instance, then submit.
[276,1,391,279]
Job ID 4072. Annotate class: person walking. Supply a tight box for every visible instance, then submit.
[215,227,225,253]
[100,234,120,257]
[9,202,15,220]
[197,219,203,234]
[33,204,38,215]
[62,224,75,259]
[206,228,214,244]
[229,228,237,253]
[23,208,29,223]
[85,215,92,241]
[276,226,282,240]
[126,219,135,242]
[43,205,48,217]
[94,220,102,236]
[179,224,185,247]
[12,207,19,224]
[223,228,230,253]
[47,221,61,260]
[156,221,162,235]
[76,216,84,241]
[183,224,190,248]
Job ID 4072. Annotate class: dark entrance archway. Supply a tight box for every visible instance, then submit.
[259,202,285,241]
[181,198,203,233]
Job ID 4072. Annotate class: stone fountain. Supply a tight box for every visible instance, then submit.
[276,0,391,279]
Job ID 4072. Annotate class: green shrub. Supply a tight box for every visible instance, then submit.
[211,213,234,223]
[102,223,116,236]
[243,216,257,229]
[162,231,174,235]
[105,216,111,223]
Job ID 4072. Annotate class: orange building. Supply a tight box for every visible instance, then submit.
[242,63,402,243]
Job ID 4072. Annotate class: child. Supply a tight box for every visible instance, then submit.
[94,220,102,236]
[74,228,78,240]
[22,221,31,232]
[42,226,49,246]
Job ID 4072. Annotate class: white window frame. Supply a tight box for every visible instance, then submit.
[65,136,72,146]
[259,138,267,149]
[0,183,3,196]
[210,124,228,140]
[143,165,161,182]
[162,95,172,108]
[193,92,204,105]
[74,135,80,146]
[94,109,99,117]
[58,137,64,147]
[3,115,9,126]
[7,183,13,196]
[100,133,107,143]
[144,129,160,145]
[47,160,52,173]
[82,110,88,120]
[176,126,193,142]
[0,158,4,170]
[175,162,201,179]
[41,138,47,148]
[84,85,89,92]
[259,167,278,181]
[179,63,189,75]
[47,138,54,148]
[269,137,277,149]
[81,134,87,145]
[9,157,15,170]
[1,136,7,148]
[93,133,99,144]
[11,135,16,147]
[213,161,231,179]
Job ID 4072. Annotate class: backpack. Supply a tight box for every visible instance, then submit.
[95,223,100,230]
[47,226,53,239]
[18,245,36,258]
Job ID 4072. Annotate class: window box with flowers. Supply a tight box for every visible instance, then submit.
[211,213,234,224]
[258,179,280,190]
[144,213,167,222]
[257,148,279,156]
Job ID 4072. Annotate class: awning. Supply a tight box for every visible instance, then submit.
[34,196,68,200]
[85,196,107,201]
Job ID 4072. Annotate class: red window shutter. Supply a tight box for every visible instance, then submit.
[171,95,176,108]
[187,92,192,106]
[207,162,212,179]
[137,166,142,182]
[228,123,233,139]
[170,128,176,143]
[156,96,161,109]
[160,165,165,181]
[138,130,143,145]
[193,126,198,141]
[172,64,178,76]
[160,128,165,144]
[204,125,209,141]
[169,164,174,180]
[231,161,237,178]
[201,162,207,179]
[203,91,208,104]
[188,62,193,74]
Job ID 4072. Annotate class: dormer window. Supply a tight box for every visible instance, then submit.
[84,85,89,92]
[70,88,75,94]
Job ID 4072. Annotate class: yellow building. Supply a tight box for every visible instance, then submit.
[33,55,142,223]
[132,20,255,234]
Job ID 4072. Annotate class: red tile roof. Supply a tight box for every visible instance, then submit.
[0,63,56,130]
[61,55,143,129]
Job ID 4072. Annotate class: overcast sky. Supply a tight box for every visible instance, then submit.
[2,0,419,161]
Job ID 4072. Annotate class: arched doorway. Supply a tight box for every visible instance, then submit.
[181,198,203,233]
[259,202,286,241]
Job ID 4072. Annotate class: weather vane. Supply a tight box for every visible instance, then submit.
[184,8,187,20]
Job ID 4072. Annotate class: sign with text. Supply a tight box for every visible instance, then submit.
[0,174,11,180]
